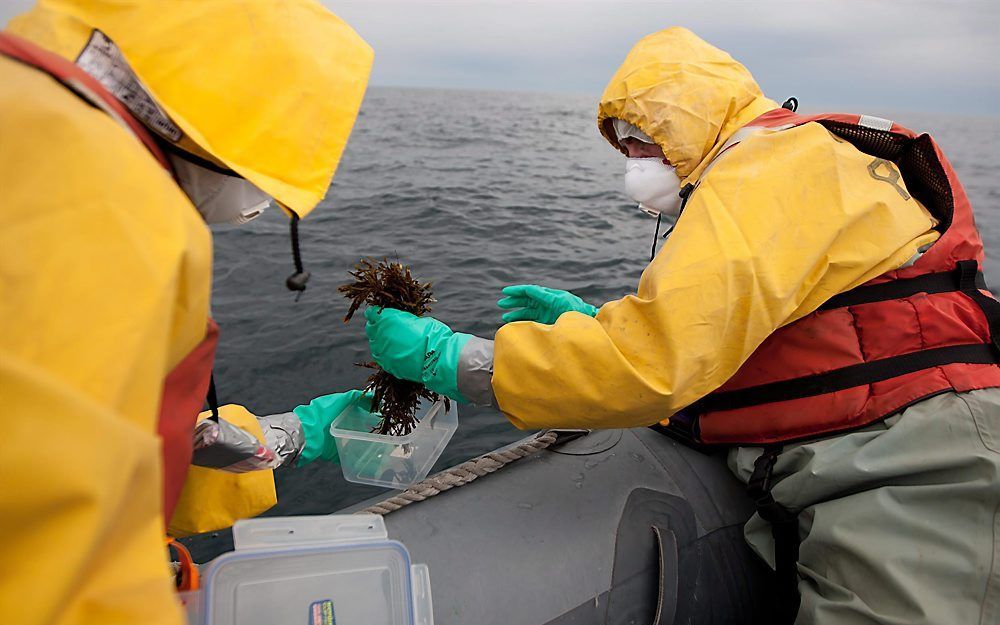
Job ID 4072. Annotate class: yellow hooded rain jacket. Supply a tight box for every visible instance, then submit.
[1,2,372,624]
[492,28,940,430]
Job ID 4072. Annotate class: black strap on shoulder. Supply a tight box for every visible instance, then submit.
[701,260,1000,413]
[701,343,997,412]
[820,267,987,310]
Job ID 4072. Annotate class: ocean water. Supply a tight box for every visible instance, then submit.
[186,87,1000,558]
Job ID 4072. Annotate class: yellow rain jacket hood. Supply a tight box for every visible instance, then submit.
[8,0,374,217]
[491,28,940,429]
[597,27,777,182]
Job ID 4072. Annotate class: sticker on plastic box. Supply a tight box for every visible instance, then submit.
[309,599,336,625]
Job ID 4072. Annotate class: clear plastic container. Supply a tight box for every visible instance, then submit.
[330,399,457,489]
[195,515,434,625]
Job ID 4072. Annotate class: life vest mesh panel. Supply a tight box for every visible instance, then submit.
[818,121,954,230]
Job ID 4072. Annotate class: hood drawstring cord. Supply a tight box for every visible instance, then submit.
[650,213,662,262]
[781,97,799,112]
[650,183,695,262]
[286,212,310,301]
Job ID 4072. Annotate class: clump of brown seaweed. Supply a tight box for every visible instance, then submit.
[339,258,447,436]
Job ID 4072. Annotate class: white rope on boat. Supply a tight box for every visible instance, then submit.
[358,430,560,516]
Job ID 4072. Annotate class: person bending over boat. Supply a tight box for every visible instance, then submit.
[0,2,375,624]
[364,27,1000,625]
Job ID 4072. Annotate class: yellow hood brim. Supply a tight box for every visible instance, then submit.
[8,0,374,218]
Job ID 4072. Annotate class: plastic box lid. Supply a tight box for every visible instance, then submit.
[198,515,433,625]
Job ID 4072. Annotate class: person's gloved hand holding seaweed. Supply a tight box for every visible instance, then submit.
[364,307,471,403]
[340,258,463,435]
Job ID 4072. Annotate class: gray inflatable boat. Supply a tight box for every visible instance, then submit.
[341,428,775,625]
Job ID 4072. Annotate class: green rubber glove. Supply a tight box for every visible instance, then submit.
[294,390,372,466]
[497,285,599,324]
[364,307,471,402]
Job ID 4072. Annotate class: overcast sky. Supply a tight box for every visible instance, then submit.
[3,0,997,115]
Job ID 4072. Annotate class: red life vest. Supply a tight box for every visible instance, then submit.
[0,33,217,521]
[663,108,1000,447]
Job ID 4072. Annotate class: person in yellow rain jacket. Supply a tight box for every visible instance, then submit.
[0,2,374,624]
[366,27,1000,625]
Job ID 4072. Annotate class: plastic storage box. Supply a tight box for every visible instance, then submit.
[330,399,458,489]
[193,515,433,625]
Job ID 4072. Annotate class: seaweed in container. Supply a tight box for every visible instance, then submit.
[339,258,450,436]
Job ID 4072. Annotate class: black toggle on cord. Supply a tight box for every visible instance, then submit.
[781,97,799,112]
[285,212,310,301]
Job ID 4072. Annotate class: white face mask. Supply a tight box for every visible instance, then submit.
[169,155,272,225]
[624,157,682,217]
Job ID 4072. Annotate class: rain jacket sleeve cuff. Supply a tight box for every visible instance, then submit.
[294,398,341,466]
[457,335,497,407]
[257,412,305,467]
[169,406,278,537]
